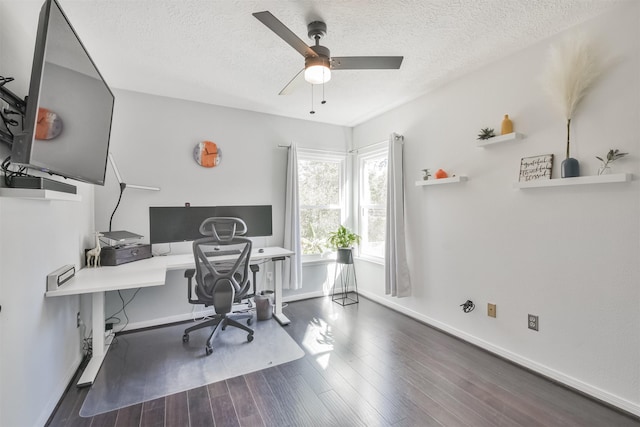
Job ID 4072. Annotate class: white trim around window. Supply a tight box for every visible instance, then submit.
[297,148,348,259]
[356,141,387,263]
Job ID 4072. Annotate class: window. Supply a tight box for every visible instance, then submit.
[358,147,387,260]
[298,151,346,255]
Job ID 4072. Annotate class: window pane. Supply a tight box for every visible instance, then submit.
[363,157,387,205]
[299,160,340,206]
[359,150,387,259]
[297,152,345,257]
[363,207,385,258]
[300,208,341,255]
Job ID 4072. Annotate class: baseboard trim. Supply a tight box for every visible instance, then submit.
[121,309,216,332]
[357,289,640,418]
[121,290,332,331]
[42,354,84,427]
[283,290,326,302]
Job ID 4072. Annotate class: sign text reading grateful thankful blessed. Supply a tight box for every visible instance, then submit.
[519,154,553,182]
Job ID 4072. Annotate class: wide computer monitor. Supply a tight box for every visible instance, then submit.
[149,205,273,244]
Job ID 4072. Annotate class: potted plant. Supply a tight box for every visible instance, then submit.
[477,127,495,140]
[327,225,361,264]
[596,149,628,175]
[541,34,605,178]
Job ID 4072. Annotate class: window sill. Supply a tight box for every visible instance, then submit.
[302,255,337,266]
[302,253,385,266]
[355,255,384,266]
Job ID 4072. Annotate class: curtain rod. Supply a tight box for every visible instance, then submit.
[347,134,404,153]
[279,133,403,155]
[277,144,348,155]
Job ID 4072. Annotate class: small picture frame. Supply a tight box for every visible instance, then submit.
[519,154,553,182]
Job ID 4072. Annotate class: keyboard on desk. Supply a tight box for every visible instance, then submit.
[204,249,241,257]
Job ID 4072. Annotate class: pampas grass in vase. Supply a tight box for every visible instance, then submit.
[541,33,605,178]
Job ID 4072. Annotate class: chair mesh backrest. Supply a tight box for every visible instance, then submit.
[191,218,252,307]
[199,217,247,241]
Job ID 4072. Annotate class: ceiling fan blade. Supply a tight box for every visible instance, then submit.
[253,11,317,58]
[279,69,305,95]
[331,56,403,70]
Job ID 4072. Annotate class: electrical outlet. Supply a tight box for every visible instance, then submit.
[487,303,496,318]
[528,314,539,331]
[77,312,81,328]
[266,272,273,282]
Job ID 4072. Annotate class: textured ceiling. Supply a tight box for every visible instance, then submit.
[4,0,628,126]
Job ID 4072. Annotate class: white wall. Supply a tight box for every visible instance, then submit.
[353,2,640,416]
[95,89,350,328]
[0,3,97,426]
[2,1,636,423]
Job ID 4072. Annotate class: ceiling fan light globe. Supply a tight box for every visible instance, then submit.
[304,65,331,84]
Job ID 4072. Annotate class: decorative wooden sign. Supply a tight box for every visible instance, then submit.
[519,154,553,182]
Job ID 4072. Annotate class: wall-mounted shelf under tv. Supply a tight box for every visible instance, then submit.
[0,187,81,201]
[415,176,468,186]
[476,132,524,147]
[513,173,632,189]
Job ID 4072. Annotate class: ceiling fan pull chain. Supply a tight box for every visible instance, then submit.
[321,78,327,105]
[310,84,315,114]
[321,68,327,105]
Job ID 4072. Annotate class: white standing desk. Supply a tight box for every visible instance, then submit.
[45,246,294,386]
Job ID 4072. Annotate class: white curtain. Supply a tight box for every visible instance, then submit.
[284,143,302,289]
[385,133,411,297]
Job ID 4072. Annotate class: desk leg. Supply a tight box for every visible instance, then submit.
[77,291,113,387]
[272,257,290,326]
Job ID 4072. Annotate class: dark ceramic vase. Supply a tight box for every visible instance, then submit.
[336,248,354,264]
[561,157,580,178]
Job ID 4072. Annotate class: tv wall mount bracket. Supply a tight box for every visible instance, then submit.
[0,75,27,147]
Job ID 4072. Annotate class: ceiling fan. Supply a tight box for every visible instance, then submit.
[253,11,404,95]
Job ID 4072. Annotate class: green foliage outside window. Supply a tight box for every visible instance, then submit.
[299,158,343,255]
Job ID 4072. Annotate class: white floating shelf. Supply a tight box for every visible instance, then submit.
[513,173,632,189]
[476,132,524,147]
[0,187,81,201]
[416,176,468,186]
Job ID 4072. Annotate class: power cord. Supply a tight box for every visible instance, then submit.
[79,321,92,359]
[105,287,141,334]
[108,182,127,232]
[82,330,93,359]
[1,155,27,187]
[0,76,14,87]
[1,108,20,134]
[152,243,173,257]
[460,300,475,313]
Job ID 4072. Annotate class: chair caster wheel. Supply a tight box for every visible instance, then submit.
[205,346,213,355]
[182,334,189,343]
[247,317,253,326]
[247,334,254,343]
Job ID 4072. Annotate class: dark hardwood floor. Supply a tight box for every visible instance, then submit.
[47,296,639,427]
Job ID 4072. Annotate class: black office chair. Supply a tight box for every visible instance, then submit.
[183,217,254,355]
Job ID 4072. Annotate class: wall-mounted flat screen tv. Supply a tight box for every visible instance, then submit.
[11,0,114,185]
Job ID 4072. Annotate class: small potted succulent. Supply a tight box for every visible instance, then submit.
[327,225,361,264]
[477,127,496,140]
[596,149,628,175]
